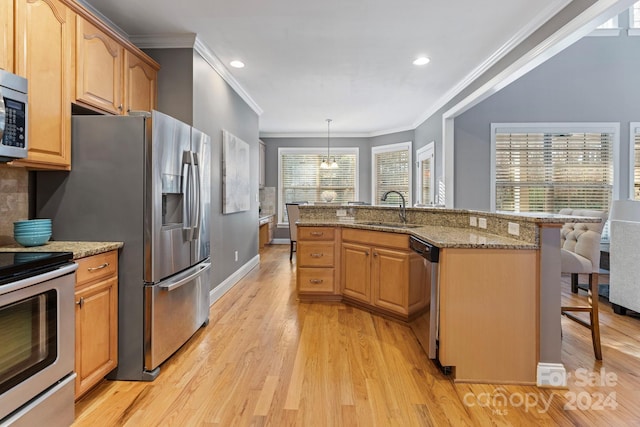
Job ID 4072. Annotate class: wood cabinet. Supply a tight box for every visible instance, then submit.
[124,49,157,113]
[437,248,537,384]
[75,17,124,114]
[74,250,118,399]
[341,228,426,320]
[297,227,340,299]
[0,1,12,72]
[13,0,74,170]
[258,215,276,249]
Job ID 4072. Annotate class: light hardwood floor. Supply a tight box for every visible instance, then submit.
[73,245,640,426]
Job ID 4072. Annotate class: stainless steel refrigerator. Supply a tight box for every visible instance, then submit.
[36,110,211,381]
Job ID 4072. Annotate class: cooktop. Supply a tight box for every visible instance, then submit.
[0,251,74,286]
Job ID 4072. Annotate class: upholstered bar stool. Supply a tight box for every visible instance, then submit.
[285,203,300,261]
[558,208,608,360]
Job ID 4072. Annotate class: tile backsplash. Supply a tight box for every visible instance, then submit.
[259,186,275,215]
[0,166,29,245]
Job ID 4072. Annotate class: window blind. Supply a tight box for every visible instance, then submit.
[280,151,356,222]
[634,2,640,28]
[421,157,432,204]
[374,147,410,205]
[495,131,613,212]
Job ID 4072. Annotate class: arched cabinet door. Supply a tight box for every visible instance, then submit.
[14,0,74,170]
[124,49,158,114]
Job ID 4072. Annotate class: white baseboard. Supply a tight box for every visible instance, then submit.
[537,362,567,387]
[271,238,290,245]
[209,254,260,306]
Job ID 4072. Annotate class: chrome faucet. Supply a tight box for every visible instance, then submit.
[381,190,407,223]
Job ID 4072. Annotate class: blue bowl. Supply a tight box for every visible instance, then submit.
[14,225,52,231]
[14,232,52,238]
[14,219,51,225]
[15,234,51,247]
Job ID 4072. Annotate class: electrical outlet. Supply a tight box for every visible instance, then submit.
[478,218,487,229]
[508,222,520,236]
[336,209,347,217]
[469,216,477,227]
[234,251,238,262]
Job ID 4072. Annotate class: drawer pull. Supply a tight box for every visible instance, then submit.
[310,253,324,258]
[76,297,85,308]
[310,231,324,236]
[309,279,324,284]
[87,262,109,272]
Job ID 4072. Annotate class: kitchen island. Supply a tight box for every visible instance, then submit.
[294,205,601,386]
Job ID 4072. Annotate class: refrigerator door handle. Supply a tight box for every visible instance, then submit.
[182,151,194,240]
[158,262,211,292]
[191,152,201,235]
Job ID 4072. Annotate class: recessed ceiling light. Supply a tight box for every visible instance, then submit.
[230,60,245,68]
[413,56,430,66]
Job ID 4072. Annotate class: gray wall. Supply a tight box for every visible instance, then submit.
[454,28,640,210]
[147,48,260,290]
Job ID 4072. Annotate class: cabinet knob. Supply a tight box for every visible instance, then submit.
[365,250,370,256]
[118,104,123,111]
[373,251,378,257]
[76,297,85,308]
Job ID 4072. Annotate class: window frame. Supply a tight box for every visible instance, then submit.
[630,122,640,200]
[630,1,640,35]
[371,141,413,206]
[416,142,435,205]
[490,122,620,212]
[277,146,359,225]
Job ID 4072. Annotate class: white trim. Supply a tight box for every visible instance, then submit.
[371,141,413,205]
[129,33,263,116]
[416,143,435,205]
[260,124,415,139]
[537,363,568,387]
[271,238,290,245]
[628,28,640,35]
[411,0,573,130]
[75,0,130,40]
[490,122,621,211]
[586,28,623,36]
[209,255,260,306]
[442,0,636,210]
[631,123,640,200]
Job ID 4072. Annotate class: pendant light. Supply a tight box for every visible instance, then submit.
[320,118,338,169]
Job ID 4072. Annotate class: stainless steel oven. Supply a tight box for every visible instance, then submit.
[0,69,28,163]
[0,252,76,427]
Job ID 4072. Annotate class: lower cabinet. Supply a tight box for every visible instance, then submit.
[74,250,118,399]
[341,229,426,320]
[296,227,340,299]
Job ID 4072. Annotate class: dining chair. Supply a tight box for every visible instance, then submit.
[285,203,300,262]
[558,208,608,360]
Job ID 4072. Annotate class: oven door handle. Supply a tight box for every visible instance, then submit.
[158,262,211,292]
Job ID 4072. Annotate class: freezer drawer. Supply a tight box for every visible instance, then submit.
[144,260,211,372]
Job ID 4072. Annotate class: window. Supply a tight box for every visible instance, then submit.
[372,142,412,206]
[416,143,435,205]
[491,123,618,213]
[278,147,358,224]
[631,1,640,29]
[632,123,640,200]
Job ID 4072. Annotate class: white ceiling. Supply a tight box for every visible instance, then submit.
[82,0,570,136]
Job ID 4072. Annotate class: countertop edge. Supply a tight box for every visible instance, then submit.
[0,241,124,259]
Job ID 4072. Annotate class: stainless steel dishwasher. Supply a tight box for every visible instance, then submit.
[409,235,440,359]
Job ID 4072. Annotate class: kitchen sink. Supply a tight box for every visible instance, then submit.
[359,221,422,229]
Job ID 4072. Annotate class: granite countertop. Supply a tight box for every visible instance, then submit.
[297,220,537,249]
[259,214,274,225]
[0,241,123,259]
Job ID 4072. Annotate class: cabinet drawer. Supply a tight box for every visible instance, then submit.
[298,268,335,293]
[298,227,335,241]
[76,250,118,287]
[298,242,335,267]
[342,228,409,250]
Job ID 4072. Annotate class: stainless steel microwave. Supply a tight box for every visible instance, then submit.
[0,69,28,162]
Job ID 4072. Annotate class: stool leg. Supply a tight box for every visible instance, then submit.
[571,273,579,293]
[589,273,603,360]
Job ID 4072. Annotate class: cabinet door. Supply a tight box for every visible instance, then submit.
[259,141,266,188]
[0,1,12,72]
[341,242,371,303]
[372,247,409,315]
[124,49,157,113]
[76,17,123,114]
[14,0,73,170]
[75,276,118,399]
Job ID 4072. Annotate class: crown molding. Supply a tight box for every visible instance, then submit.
[128,34,263,116]
[259,132,372,138]
[74,0,130,40]
[411,0,573,129]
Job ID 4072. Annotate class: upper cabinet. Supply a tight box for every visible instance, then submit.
[76,17,124,115]
[124,50,157,114]
[0,1,13,72]
[13,0,74,170]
